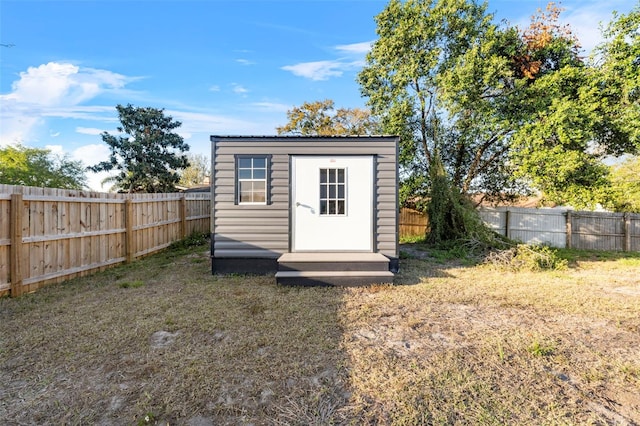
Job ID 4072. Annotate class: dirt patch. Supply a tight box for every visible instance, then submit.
[150,330,182,349]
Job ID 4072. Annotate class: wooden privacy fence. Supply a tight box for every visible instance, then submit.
[399,207,428,238]
[400,206,640,251]
[0,185,210,297]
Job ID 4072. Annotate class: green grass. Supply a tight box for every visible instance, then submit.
[119,280,145,289]
[1,244,639,424]
[557,247,640,264]
[399,234,426,244]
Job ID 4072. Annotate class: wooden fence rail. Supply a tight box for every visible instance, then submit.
[0,185,210,297]
[400,206,640,252]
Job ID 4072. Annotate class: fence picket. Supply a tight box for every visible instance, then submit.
[0,184,211,297]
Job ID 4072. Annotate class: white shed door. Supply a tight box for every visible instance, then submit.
[292,156,373,252]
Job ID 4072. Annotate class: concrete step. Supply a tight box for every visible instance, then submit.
[275,270,395,287]
[277,252,390,272]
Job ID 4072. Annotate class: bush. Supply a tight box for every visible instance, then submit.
[484,244,568,272]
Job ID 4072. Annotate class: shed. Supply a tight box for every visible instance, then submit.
[210,135,399,286]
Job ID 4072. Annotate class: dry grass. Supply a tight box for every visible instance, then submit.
[1,242,639,425]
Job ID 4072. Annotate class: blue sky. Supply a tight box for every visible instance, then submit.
[0,0,636,190]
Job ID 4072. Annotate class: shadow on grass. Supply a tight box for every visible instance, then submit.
[3,241,639,424]
[0,243,354,425]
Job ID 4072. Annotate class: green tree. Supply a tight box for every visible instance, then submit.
[179,153,210,187]
[89,104,189,193]
[361,0,639,224]
[508,4,637,209]
[0,144,86,189]
[596,4,640,151]
[359,0,521,243]
[358,0,523,209]
[276,99,381,136]
[606,156,640,212]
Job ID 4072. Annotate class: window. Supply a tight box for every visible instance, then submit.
[236,155,269,204]
[319,168,346,215]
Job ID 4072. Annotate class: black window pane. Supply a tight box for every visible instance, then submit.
[239,158,252,168]
[253,157,266,168]
[253,169,266,179]
[319,168,347,214]
[238,169,251,179]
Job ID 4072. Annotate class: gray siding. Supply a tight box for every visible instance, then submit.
[211,136,398,259]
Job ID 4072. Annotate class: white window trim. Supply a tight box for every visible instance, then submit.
[235,155,271,205]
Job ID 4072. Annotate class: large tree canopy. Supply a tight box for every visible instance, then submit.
[276,99,381,136]
[89,104,190,193]
[359,0,501,208]
[0,144,86,189]
[509,4,639,208]
[360,0,639,213]
[596,4,640,151]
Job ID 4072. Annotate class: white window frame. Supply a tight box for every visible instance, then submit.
[235,155,270,205]
[319,167,347,216]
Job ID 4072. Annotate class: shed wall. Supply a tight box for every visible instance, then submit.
[211,137,398,260]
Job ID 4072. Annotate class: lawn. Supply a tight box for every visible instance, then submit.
[1,241,639,425]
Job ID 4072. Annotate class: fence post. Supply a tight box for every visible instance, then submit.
[125,199,134,263]
[623,212,631,252]
[566,210,572,249]
[180,195,187,238]
[10,194,23,297]
[505,210,511,239]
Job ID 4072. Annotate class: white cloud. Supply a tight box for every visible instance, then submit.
[72,143,110,167]
[168,110,264,134]
[209,85,220,92]
[282,60,345,81]
[0,62,137,146]
[282,40,371,81]
[2,62,129,107]
[45,144,65,156]
[42,105,117,121]
[335,41,373,54]
[508,1,629,55]
[76,127,104,135]
[232,84,249,94]
[562,3,617,54]
[0,113,42,146]
[236,59,255,66]
[250,102,291,113]
[71,143,114,192]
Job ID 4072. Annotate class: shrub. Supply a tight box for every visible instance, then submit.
[484,244,568,271]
